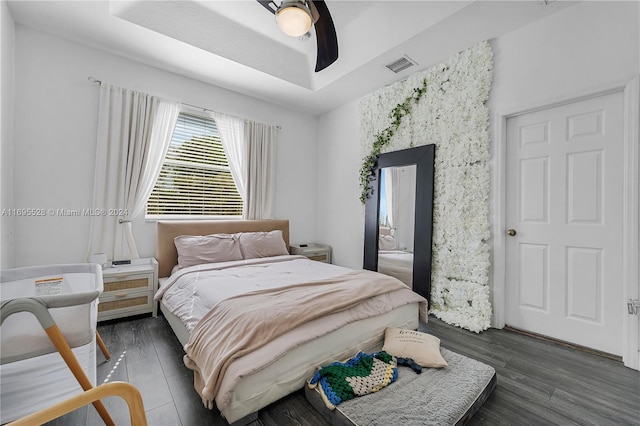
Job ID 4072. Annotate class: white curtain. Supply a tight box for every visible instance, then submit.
[213,112,246,199]
[389,167,401,234]
[384,169,394,230]
[129,101,181,218]
[88,83,180,261]
[243,121,277,219]
[384,168,401,233]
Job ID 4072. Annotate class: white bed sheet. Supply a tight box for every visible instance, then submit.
[377,250,414,287]
[156,255,355,333]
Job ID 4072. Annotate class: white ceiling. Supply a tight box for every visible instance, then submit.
[7,0,577,115]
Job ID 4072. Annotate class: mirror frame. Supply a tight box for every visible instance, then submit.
[363,144,435,306]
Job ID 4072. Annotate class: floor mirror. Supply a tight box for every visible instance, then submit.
[363,144,435,305]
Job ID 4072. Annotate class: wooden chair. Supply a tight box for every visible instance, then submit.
[7,381,147,426]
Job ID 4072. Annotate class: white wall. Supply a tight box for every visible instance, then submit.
[11,25,318,267]
[317,1,640,269]
[1,1,15,269]
[488,0,639,112]
[316,100,363,268]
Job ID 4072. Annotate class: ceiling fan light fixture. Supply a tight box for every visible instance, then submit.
[276,1,313,37]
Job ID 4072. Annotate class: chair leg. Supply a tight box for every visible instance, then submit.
[7,381,147,426]
[45,324,115,426]
[96,331,111,360]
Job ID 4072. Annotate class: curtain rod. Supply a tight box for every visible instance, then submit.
[88,76,282,130]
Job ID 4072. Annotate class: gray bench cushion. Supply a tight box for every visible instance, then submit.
[305,348,496,426]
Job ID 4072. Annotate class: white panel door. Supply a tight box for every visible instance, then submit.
[505,92,624,355]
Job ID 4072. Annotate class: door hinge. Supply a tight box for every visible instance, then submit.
[628,299,640,315]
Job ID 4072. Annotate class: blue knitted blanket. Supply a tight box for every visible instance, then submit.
[307,351,398,409]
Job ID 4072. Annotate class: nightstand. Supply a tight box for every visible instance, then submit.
[98,258,158,322]
[290,243,331,263]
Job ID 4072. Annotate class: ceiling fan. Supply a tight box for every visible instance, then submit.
[256,0,338,72]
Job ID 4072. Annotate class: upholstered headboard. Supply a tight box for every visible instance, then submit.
[156,220,290,278]
[379,227,392,236]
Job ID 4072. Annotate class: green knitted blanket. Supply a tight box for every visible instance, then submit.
[307,351,398,409]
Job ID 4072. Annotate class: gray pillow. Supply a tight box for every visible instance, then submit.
[237,230,289,259]
[174,233,243,269]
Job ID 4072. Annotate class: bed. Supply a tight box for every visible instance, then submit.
[155,219,427,425]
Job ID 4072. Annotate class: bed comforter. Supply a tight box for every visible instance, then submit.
[155,255,427,413]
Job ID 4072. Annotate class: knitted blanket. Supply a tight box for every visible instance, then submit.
[308,351,398,409]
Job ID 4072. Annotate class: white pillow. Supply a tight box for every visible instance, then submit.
[170,264,180,276]
[237,230,289,259]
[174,233,243,269]
[382,327,448,368]
[379,234,397,251]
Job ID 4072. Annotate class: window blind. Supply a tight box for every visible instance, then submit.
[146,113,243,217]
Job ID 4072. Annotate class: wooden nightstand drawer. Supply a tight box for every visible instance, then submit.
[98,291,153,320]
[103,276,151,293]
[307,253,330,262]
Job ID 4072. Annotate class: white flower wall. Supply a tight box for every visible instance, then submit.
[359,41,493,332]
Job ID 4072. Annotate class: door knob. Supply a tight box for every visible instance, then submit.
[507,229,517,236]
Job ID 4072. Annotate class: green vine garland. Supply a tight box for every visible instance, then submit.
[359,78,428,204]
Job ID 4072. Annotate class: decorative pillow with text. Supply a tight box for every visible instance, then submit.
[382,327,448,368]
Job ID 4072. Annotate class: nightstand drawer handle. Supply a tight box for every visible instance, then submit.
[115,274,129,279]
[115,292,128,298]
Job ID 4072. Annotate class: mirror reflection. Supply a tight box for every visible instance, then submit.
[377,165,416,288]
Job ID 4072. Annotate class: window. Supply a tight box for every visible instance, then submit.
[146,112,243,218]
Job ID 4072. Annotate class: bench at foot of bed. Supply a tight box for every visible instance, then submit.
[305,348,497,426]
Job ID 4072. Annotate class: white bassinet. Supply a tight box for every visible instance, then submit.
[0,263,104,424]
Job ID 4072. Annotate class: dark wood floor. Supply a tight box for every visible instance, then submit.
[48,314,639,426]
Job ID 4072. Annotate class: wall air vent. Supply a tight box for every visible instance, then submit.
[385,55,417,74]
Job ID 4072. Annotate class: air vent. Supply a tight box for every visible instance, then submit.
[385,55,417,74]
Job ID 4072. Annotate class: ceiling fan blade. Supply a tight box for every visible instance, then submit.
[257,0,276,14]
[257,0,338,72]
[311,0,338,72]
